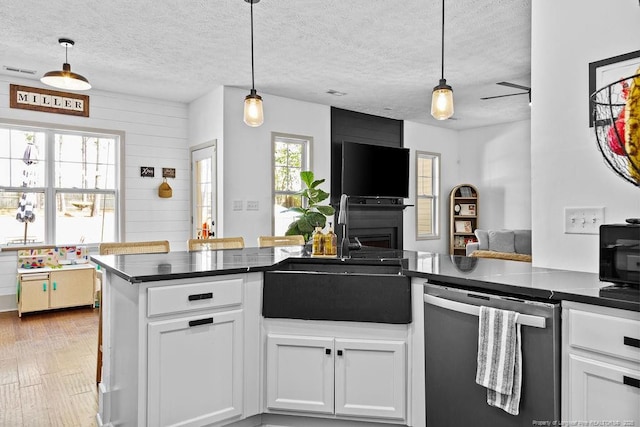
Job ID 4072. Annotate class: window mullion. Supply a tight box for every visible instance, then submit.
[46,130,56,244]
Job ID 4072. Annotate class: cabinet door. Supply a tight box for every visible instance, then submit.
[266,334,334,414]
[19,276,50,314]
[49,269,94,308]
[567,354,640,424]
[147,310,243,427]
[334,338,406,420]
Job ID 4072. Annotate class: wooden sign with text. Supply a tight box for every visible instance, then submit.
[9,84,89,117]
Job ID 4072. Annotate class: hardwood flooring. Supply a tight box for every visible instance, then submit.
[0,307,99,427]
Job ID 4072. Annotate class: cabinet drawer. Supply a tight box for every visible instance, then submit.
[147,278,242,317]
[568,309,640,363]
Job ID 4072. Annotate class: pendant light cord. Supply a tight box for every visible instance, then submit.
[250,0,255,91]
[440,0,445,80]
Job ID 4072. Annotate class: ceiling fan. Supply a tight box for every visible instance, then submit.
[481,82,531,104]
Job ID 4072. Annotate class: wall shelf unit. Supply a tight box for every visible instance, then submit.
[449,184,479,255]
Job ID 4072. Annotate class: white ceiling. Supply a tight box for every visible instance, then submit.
[0,0,531,130]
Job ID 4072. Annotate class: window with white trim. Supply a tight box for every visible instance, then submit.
[0,124,119,246]
[416,151,440,239]
[272,133,311,235]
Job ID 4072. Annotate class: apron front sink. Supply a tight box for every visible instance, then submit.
[263,269,411,324]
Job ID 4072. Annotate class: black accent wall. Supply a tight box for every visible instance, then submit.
[330,107,406,250]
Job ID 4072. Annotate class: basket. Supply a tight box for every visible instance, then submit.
[158,179,173,198]
[591,72,640,188]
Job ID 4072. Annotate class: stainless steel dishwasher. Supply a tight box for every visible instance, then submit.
[424,281,561,426]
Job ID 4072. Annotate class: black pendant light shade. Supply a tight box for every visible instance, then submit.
[243,0,264,127]
[41,38,91,91]
[431,0,453,120]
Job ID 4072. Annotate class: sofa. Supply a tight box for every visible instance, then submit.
[465,229,532,262]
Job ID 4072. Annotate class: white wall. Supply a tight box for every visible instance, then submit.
[403,120,460,253]
[531,1,640,272]
[0,76,189,308]
[220,86,331,246]
[459,120,532,230]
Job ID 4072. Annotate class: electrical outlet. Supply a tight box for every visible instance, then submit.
[564,207,605,234]
[232,200,243,211]
[246,200,259,211]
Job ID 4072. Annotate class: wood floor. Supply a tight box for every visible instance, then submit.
[0,307,99,427]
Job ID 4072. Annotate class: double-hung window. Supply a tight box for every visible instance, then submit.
[0,123,120,246]
[272,133,311,235]
[416,151,440,239]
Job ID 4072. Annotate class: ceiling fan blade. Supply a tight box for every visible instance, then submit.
[480,92,529,100]
[497,81,531,91]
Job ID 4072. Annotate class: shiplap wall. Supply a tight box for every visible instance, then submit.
[0,77,189,310]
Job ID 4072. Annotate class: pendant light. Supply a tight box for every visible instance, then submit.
[243,0,264,127]
[430,0,453,120]
[41,38,91,91]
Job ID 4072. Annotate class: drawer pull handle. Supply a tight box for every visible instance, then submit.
[624,336,640,349]
[188,292,213,301]
[623,376,640,389]
[188,318,213,327]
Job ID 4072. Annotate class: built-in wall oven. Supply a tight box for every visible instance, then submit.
[424,282,561,426]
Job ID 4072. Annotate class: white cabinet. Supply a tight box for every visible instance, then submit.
[563,302,640,424]
[147,309,243,427]
[334,338,406,420]
[266,332,406,422]
[266,334,335,414]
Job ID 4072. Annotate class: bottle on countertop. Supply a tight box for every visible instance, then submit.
[324,222,337,256]
[312,226,324,256]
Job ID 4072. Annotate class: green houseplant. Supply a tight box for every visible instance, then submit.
[285,171,335,241]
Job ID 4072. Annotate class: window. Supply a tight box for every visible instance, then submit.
[272,133,311,235]
[416,151,440,239]
[0,123,119,246]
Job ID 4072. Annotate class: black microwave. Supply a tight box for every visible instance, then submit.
[600,223,640,286]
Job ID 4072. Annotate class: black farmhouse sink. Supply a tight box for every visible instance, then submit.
[263,261,411,324]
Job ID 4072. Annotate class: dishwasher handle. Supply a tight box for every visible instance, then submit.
[424,293,547,329]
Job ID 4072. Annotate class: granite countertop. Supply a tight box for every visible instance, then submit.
[91,246,640,312]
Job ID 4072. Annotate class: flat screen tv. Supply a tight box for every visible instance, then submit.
[341,141,410,198]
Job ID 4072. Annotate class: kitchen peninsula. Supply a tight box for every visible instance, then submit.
[91,247,639,427]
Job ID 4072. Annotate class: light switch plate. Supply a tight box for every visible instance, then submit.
[246,200,259,211]
[564,207,605,234]
[232,200,243,211]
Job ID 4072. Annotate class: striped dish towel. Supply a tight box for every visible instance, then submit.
[475,306,522,416]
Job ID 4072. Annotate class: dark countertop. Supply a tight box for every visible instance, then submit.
[91,246,640,312]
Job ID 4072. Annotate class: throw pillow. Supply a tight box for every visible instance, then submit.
[474,229,489,250]
[513,229,532,255]
[488,230,515,253]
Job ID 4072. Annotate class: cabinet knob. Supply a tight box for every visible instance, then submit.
[337,350,343,356]
[325,349,331,355]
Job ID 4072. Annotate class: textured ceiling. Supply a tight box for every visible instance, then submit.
[0,0,531,130]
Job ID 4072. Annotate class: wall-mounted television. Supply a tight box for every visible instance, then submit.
[341,141,410,199]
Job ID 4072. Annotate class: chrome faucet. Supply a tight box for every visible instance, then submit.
[337,194,362,258]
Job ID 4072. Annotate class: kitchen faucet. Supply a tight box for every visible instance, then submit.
[337,194,362,258]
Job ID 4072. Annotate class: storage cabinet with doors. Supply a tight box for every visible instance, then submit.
[266,332,406,422]
[98,272,262,427]
[18,265,95,316]
[449,183,479,255]
[562,301,640,424]
[145,277,245,427]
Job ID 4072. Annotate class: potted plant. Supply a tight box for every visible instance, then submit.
[285,171,335,241]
